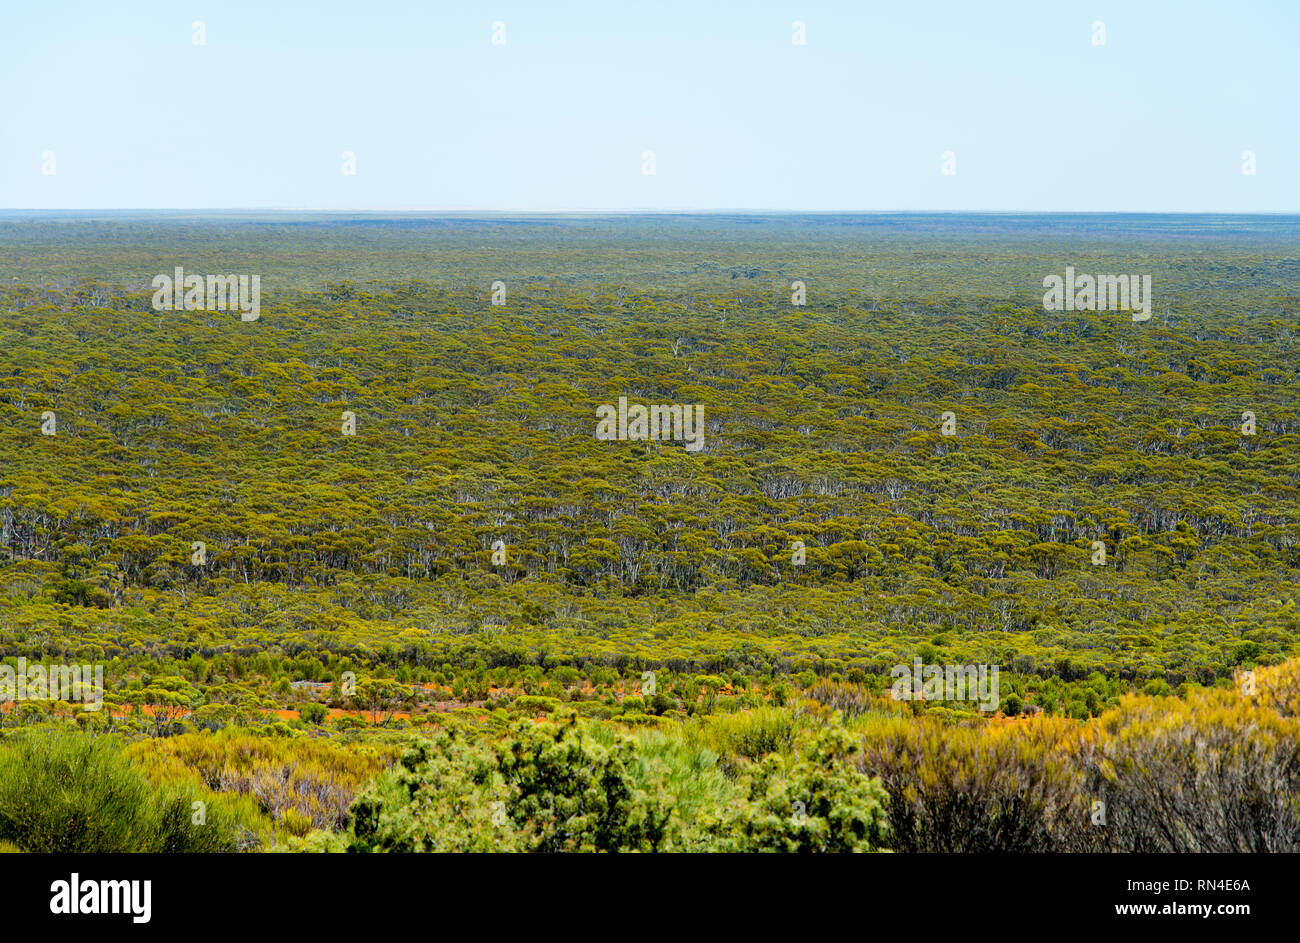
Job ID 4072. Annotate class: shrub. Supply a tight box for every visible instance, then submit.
[685,707,803,762]
[1080,689,1300,852]
[298,702,328,725]
[347,732,503,852]
[860,714,1090,852]
[646,693,675,715]
[348,720,674,853]
[126,729,398,834]
[696,725,889,852]
[0,727,238,852]
[1252,658,1300,718]
[619,731,735,824]
[616,711,663,727]
[510,695,561,715]
[495,719,672,852]
[806,680,878,718]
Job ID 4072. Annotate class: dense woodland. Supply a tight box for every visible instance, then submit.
[0,214,1297,852]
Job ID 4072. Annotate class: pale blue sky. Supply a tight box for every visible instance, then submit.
[2,0,1296,211]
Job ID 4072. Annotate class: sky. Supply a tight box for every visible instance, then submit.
[1,0,1296,211]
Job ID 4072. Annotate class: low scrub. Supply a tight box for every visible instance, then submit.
[0,727,240,852]
[344,714,885,852]
[126,729,400,834]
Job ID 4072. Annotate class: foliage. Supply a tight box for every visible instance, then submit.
[348,719,675,852]
[125,729,398,834]
[0,727,239,852]
[696,722,890,852]
[1,214,1297,852]
[1081,689,1300,852]
[860,714,1090,852]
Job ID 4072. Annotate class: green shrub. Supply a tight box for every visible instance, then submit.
[511,695,561,715]
[685,707,803,761]
[696,725,889,852]
[496,719,672,852]
[348,720,674,852]
[0,727,239,852]
[646,693,676,715]
[298,702,328,725]
[617,712,662,727]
